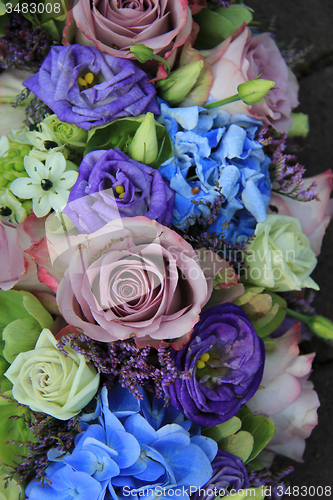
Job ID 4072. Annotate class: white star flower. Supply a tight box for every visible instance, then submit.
[10,152,78,218]
[0,189,27,224]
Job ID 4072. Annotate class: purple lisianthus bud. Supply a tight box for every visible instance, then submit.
[192,450,249,500]
[23,45,160,130]
[167,303,265,427]
[64,148,174,232]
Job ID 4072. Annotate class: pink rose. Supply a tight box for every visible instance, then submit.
[0,216,52,292]
[208,27,299,133]
[71,0,193,65]
[34,216,224,345]
[269,169,333,255]
[0,221,25,290]
[247,323,319,462]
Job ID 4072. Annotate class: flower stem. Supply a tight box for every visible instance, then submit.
[203,94,241,110]
[287,308,310,324]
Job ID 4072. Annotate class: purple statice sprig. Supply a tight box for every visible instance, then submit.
[248,466,295,500]
[281,289,317,316]
[257,127,319,202]
[4,410,82,485]
[0,14,56,71]
[280,41,314,71]
[208,0,236,6]
[57,333,188,401]
[13,90,52,130]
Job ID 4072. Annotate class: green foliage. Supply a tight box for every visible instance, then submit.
[202,405,275,465]
[237,405,275,462]
[0,397,35,467]
[0,290,53,363]
[194,4,253,50]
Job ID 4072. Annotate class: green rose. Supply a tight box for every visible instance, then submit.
[4,329,100,420]
[43,115,88,148]
[0,466,24,500]
[243,215,319,292]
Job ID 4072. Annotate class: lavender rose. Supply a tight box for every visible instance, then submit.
[72,0,193,64]
[167,303,265,426]
[23,45,159,130]
[63,148,174,233]
[192,450,249,500]
[55,217,215,345]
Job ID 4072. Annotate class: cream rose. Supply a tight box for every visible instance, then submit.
[243,214,319,292]
[4,329,100,420]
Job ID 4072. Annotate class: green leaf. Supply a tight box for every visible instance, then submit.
[0,398,34,467]
[41,19,61,41]
[247,458,266,471]
[202,417,242,441]
[194,5,252,50]
[256,292,287,338]
[21,291,54,329]
[0,375,12,396]
[237,406,275,462]
[0,3,7,15]
[219,430,254,462]
[2,316,42,363]
[0,290,30,333]
[0,355,9,378]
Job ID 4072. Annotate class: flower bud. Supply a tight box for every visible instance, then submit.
[156,60,204,106]
[128,112,158,166]
[308,315,333,340]
[129,44,155,63]
[237,77,275,105]
[288,112,310,138]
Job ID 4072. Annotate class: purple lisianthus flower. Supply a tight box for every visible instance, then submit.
[23,44,159,130]
[64,148,174,232]
[192,450,249,500]
[166,303,265,427]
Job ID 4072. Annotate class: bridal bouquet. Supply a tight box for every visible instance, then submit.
[0,1,332,499]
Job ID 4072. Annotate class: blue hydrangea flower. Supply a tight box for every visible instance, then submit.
[26,385,217,500]
[157,101,272,244]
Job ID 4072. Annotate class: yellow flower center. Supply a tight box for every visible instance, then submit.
[78,72,95,90]
[115,185,125,199]
[196,352,210,369]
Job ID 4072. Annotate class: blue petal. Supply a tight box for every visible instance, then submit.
[217,165,240,199]
[107,429,141,469]
[223,124,247,158]
[124,414,157,446]
[190,436,218,462]
[242,180,268,222]
[107,384,141,418]
[64,450,99,476]
[162,105,200,130]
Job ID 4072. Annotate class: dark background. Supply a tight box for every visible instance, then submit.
[246,0,333,492]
